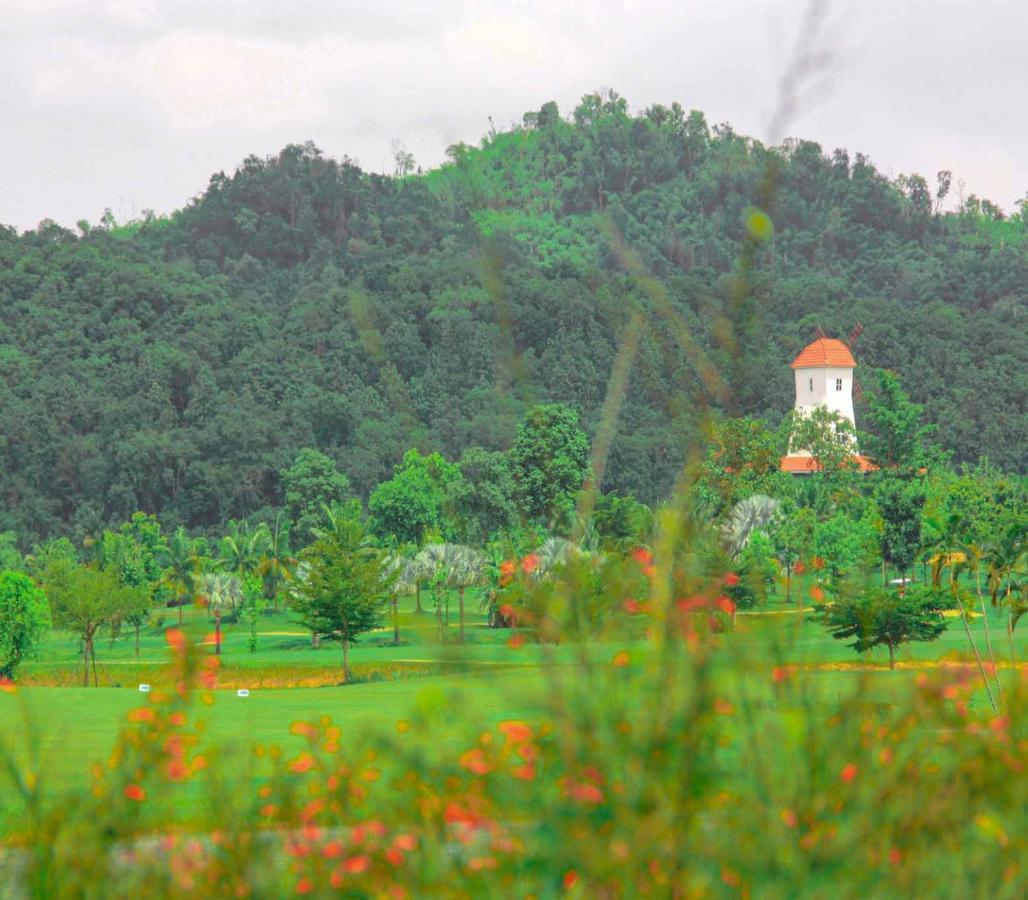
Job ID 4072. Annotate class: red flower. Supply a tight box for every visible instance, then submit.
[623,598,641,614]
[498,720,533,743]
[723,572,740,587]
[563,870,579,890]
[631,547,653,566]
[521,554,540,575]
[793,560,806,575]
[459,748,493,775]
[716,595,736,616]
[840,763,859,783]
[342,855,370,874]
[165,628,186,651]
[123,784,146,802]
[498,560,516,586]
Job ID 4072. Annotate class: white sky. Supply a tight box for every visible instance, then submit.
[1,0,1024,231]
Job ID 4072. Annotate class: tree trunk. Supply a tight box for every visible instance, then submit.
[445,594,450,626]
[83,634,91,687]
[215,611,222,656]
[888,641,895,670]
[436,592,443,643]
[785,565,791,604]
[342,638,350,683]
[392,595,399,645]
[954,572,997,713]
[882,559,887,588]
[178,598,183,626]
[311,632,320,648]
[976,582,1002,702]
[459,586,465,644]
[415,583,423,614]
[135,622,141,658]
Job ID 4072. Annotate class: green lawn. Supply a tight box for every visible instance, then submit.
[2,585,1022,832]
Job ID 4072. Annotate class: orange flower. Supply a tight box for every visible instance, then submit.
[623,598,641,614]
[507,634,525,649]
[127,707,156,723]
[123,784,146,802]
[840,763,859,783]
[459,748,493,775]
[563,870,579,890]
[165,628,186,650]
[291,753,316,774]
[793,560,806,575]
[889,847,902,866]
[511,762,536,780]
[322,841,344,859]
[342,855,369,874]
[385,848,404,867]
[468,856,497,871]
[0,678,16,694]
[716,595,736,616]
[498,560,516,586]
[781,809,797,828]
[166,760,188,782]
[611,651,630,668]
[811,556,825,571]
[631,547,653,566]
[295,878,313,894]
[520,553,540,575]
[393,834,417,851]
[498,720,533,743]
[723,572,740,587]
[810,585,825,603]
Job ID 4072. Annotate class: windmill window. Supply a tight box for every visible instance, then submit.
[835,378,843,391]
[808,378,813,391]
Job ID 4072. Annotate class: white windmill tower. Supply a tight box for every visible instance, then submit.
[780,325,873,474]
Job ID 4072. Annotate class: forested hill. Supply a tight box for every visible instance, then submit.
[1,93,1025,541]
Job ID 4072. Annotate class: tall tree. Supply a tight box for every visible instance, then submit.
[509,404,590,527]
[0,571,51,679]
[43,562,148,686]
[283,448,353,545]
[292,517,395,682]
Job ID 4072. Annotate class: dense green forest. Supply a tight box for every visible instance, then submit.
[1,92,1025,542]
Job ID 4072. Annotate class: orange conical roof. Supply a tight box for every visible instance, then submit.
[790,338,856,369]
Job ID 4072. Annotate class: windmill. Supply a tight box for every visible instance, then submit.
[814,322,864,401]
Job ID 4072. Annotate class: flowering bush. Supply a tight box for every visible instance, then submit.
[1,566,1025,897]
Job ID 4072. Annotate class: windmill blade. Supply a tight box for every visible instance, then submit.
[853,378,864,402]
[846,322,863,349]
[814,325,828,340]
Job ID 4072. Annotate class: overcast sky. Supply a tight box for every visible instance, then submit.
[1,0,1024,232]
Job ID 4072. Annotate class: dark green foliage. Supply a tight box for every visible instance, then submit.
[283,449,353,545]
[0,570,51,678]
[861,370,937,472]
[368,449,460,545]
[0,98,1024,543]
[447,447,517,544]
[509,404,590,526]
[813,586,947,668]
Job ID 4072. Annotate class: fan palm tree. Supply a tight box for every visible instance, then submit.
[982,522,1026,663]
[449,546,487,643]
[724,495,781,558]
[199,571,242,655]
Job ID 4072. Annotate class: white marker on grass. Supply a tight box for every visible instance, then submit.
[138,684,151,693]
[237,689,250,698]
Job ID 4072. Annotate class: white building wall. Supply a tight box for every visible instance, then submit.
[793,365,856,426]
[789,365,857,457]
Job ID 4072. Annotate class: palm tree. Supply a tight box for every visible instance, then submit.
[723,495,780,558]
[449,546,487,643]
[382,553,409,645]
[219,520,271,578]
[923,513,997,713]
[159,527,199,626]
[256,516,296,607]
[199,572,242,655]
[982,522,1026,664]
